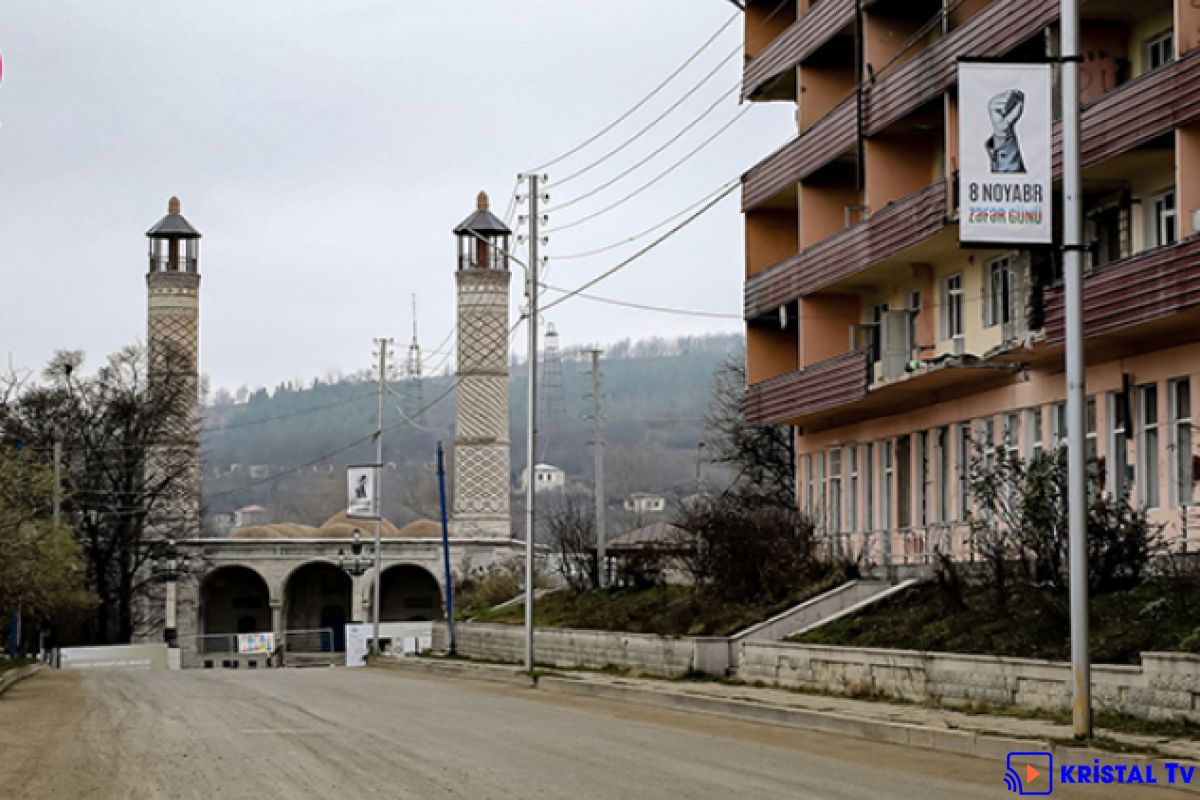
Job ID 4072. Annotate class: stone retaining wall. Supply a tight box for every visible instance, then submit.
[737,641,1200,722]
[435,623,698,677]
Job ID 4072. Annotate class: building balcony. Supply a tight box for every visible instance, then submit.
[1043,236,1200,349]
[745,349,869,427]
[743,0,856,102]
[745,180,948,320]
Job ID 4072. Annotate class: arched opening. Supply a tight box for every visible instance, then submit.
[284,562,351,652]
[199,566,271,653]
[376,564,444,622]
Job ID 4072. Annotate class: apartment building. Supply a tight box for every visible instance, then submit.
[740,0,1200,565]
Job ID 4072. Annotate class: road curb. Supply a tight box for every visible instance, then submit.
[371,657,1200,791]
[0,664,44,698]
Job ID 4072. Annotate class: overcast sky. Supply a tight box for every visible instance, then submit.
[0,1,793,392]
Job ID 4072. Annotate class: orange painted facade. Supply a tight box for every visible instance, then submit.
[741,0,1199,565]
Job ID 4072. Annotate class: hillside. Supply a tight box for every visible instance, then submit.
[200,333,742,532]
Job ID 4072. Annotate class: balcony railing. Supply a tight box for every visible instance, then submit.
[745,180,948,319]
[743,0,856,101]
[745,349,870,427]
[1044,237,1200,344]
[742,98,856,212]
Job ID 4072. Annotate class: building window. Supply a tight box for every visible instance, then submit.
[829,448,843,536]
[1086,397,1099,492]
[882,441,894,530]
[942,274,964,342]
[955,422,974,522]
[957,422,971,521]
[848,446,859,533]
[1052,401,1067,447]
[1139,384,1159,509]
[918,431,930,527]
[863,443,875,532]
[804,454,814,515]
[816,452,826,527]
[868,303,889,363]
[1108,391,1131,499]
[984,256,1013,328]
[1025,407,1043,460]
[1144,30,1174,72]
[937,427,950,523]
[1151,189,1177,248]
[1003,412,1020,462]
[1170,378,1193,507]
[897,435,911,528]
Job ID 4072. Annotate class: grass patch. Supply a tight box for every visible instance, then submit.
[463,577,846,637]
[0,658,35,675]
[794,580,1200,664]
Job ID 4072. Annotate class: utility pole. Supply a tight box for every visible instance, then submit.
[586,350,606,588]
[51,430,62,528]
[1061,0,1091,739]
[523,172,544,673]
[371,336,394,657]
[436,442,456,656]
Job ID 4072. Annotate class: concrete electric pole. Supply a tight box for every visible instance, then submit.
[372,336,394,656]
[523,172,545,673]
[1060,0,1091,739]
[586,350,607,588]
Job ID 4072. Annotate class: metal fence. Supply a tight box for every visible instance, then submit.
[194,628,335,655]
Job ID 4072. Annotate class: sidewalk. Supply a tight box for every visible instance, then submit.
[372,656,1200,782]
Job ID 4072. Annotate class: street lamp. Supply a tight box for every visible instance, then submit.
[155,539,189,648]
[337,528,374,577]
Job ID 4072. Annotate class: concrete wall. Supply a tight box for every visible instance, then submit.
[737,641,1200,722]
[435,623,699,677]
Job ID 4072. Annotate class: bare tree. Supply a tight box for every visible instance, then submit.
[544,492,599,592]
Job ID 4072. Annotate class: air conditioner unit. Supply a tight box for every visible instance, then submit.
[952,336,966,356]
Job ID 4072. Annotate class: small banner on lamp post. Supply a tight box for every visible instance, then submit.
[346,464,380,519]
[958,61,1054,245]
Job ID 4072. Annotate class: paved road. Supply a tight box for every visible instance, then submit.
[0,667,1190,799]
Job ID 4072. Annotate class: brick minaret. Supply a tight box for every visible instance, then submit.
[451,192,513,539]
[145,196,202,539]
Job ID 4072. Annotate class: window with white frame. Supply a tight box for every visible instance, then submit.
[1025,407,1044,460]
[1170,378,1193,507]
[896,435,912,528]
[1108,391,1131,499]
[1139,384,1159,509]
[957,422,971,520]
[1151,189,1177,248]
[984,256,1014,328]
[1086,397,1100,494]
[864,443,875,531]
[848,446,859,533]
[1003,412,1020,462]
[937,427,951,523]
[868,303,889,364]
[882,441,894,530]
[942,274,964,343]
[804,454,814,516]
[1144,30,1174,72]
[829,448,843,536]
[918,431,930,527]
[1052,401,1067,447]
[816,452,826,527]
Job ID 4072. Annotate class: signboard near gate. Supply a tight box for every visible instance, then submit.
[958,62,1053,245]
[237,632,275,655]
[345,623,371,667]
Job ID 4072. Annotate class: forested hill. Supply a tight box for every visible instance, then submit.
[200,333,742,527]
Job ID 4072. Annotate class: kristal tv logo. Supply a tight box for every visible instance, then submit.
[1005,752,1053,795]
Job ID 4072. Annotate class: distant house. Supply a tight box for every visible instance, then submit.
[623,492,666,514]
[247,465,271,479]
[606,522,695,586]
[518,463,566,493]
[234,505,270,528]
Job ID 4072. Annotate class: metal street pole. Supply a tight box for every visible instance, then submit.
[1061,0,1092,739]
[52,434,62,528]
[587,350,606,588]
[372,337,392,657]
[524,173,543,673]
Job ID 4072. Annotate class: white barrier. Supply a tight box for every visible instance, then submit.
[59,643,169,671]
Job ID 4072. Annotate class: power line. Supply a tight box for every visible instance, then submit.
[542,182,739,312]
[199,391,376,435]
[552,50,742,189]
[539,283,741,320]
[550,179,738,260]
[543,106,751,233]
[526,11,740,173]
[550,84,740,211]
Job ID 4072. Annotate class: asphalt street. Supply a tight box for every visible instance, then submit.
[0,666,1189,799]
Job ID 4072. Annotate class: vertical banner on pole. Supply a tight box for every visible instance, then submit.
[958,62,1054,245]
[346,464,380,519]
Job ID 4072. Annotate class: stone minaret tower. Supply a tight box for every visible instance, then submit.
[145,196,202,539]
[451,192,513,539]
